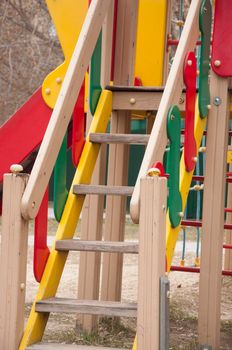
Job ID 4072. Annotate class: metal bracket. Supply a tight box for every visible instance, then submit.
[160,276,170,350]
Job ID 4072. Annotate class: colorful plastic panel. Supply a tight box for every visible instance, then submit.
[166,106,182,228]
[198,0,212,118]
[183,52,197,172]
[212,0,232,77]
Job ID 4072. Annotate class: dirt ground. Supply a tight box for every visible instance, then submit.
[2,218,232,349]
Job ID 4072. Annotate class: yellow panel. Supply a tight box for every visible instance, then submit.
[42,0,88,108]
[19,90,112,349]
[135,0,168,86]
[227,150,232,164]
[166,99,207,270]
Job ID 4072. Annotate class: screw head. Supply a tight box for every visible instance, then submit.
[214,96,222,106]
[56,77,62,84]
[45,88,51,95]
[187,60,192,66]
[214,60,221,67]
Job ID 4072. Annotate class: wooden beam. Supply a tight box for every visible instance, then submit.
[21,0,112,220]
[101,0,139,304]
[35,298,137,317]
[73,184,134,196]
[77,0,115,332]
[89,133,150,144]
[56,239,138,253]
[0,172,29,350]
[112,91,186,111]
[137,176,167,350]
[27,344,124,350]
[198,73,230,349]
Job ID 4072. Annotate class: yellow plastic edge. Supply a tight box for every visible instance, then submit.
[166,98,207,270]
[42,0,88,108]
[135,0,168,86]
[19,90,112,349]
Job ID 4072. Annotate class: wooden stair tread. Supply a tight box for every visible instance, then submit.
[27,344,124,350]
[73,185,134,196]
[35,298,137,317]
[89,133,149,144]
[55,239,138,253]
[105,84,165,92]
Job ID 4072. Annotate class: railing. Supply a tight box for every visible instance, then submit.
[20,0,113,220]
[130,0,202,224]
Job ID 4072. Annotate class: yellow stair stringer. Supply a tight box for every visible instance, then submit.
[166,100,207,271]
[19,90,112,349]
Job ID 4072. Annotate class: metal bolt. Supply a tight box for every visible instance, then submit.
[203,7,207,12]
[187,60,192,66]
[10,164,23,173]
[20,283,25,291]
[45,88,51,95]
[214,96,222,106]
[170,115,175,120]
[193,157,198,163]
[207,104,212,110]
[178,211,184,218]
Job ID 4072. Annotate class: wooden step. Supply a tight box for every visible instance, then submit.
[55,239,138,253]
[106,85,186,112]
[73,185,134,196]
[35,298,137,317]
[27,344,124,350]
[89,133,149,144]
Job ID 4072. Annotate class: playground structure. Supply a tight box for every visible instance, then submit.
[0,0,232,349]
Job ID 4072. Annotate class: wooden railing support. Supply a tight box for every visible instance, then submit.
[0,171,29,350]
[137,175,167,350]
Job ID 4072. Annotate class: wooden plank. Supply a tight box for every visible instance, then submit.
[21,0,112,220]
[137,176,167,350]
[198,73,230,349]
[101,0,139,305]
[73,185,134,196]
[0,172,29,350]
[27,344,123,350]
[35,298,137,317]
[130,0,202,223]
[112,91,186,111]
[90,133,150,144]
[77,0,114,332]
[56,239,138,253]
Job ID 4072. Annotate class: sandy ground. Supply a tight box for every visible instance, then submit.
[1,218,232,348]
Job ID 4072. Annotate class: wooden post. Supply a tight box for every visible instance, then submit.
[198,72,230,349]
[101,0,139,303]
[137,176,167,350]
[77,1,114,332]
[0,171,29,350]
[224,164,232,270]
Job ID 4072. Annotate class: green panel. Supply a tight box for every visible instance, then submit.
[53,133,69,222]
[89,32,102,115]
[166,106,182,228]
[198,0,212,118]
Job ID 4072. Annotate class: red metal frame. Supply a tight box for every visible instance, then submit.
[171,265,232,276]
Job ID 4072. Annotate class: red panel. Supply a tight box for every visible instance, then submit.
[0,88,52,184]
[183,52,197,172]
[72,82,86,166]
[211,0,232,77]
[34,187,50,282]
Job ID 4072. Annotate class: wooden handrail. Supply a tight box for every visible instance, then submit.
[21,0,112,220]
[130,0,202,224]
